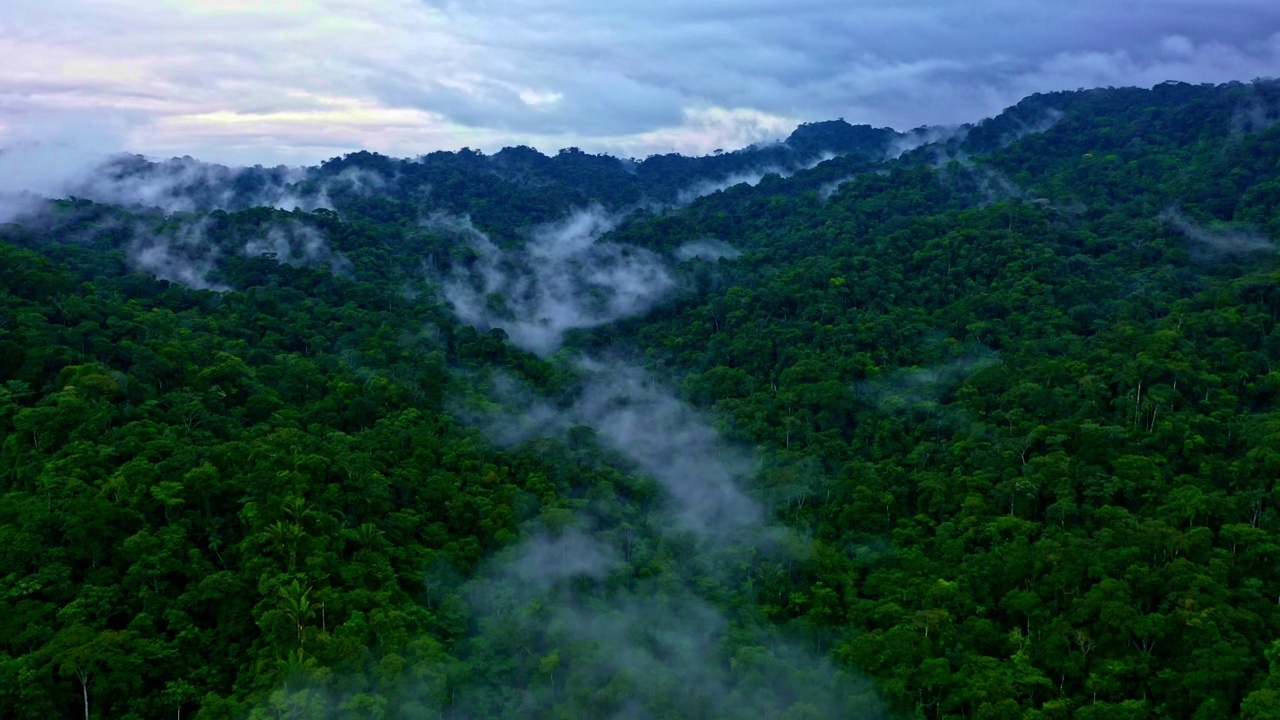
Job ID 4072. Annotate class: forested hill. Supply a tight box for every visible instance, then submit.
[2,79,1280,719]
[54,117,897,230]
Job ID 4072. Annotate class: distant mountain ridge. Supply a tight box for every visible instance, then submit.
[23,79,1269,228]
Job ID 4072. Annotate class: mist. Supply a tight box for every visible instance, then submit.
[0,191,48,226]
[0,206,349,295]
[0,113,129,210]
[0,118,385,218]
[443,357,885,719]
[498,530,624,596]
[1162,207,1276,256]
[676,167,786,205]
[440,207,676,355]
[675,152,836,205]
[129,218,230,292]
[886,125,966,159]
[576,359,763,538]
[817,175,861,201]
[0,147,335,215]
[451,539,885,720]
[475,359,763,541]
[857,354,1000,415]
[125,214,351,290]
[242,221,354,276]
[1230,84,1280,134]
[991,108,1065,148]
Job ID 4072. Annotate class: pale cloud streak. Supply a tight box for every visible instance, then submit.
[1,0,1278,165]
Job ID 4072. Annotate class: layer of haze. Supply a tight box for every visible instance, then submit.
[2,1,1279,165]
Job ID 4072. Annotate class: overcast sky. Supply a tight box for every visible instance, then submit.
[2,0,1279,166]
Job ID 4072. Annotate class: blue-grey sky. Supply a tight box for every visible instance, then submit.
[1,0,1278,165]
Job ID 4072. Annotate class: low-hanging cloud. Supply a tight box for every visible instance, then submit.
[63,155,345,214]
[440,207,676,355]
[573,359,764,538]
[0,113,389,217]
[442,357,886,718]
[453,549,885,720]
[243,221,354,276]
[913,151,1028,206]
[124,216,351,291]
[1230,83,1280,133]
[817,171,895,201]
[887,125,968,159]
[476,360,763,541]
[1162,207,1277,256]
[675,167,780,205]
[432,212,887,715]
[997,107,1064,146]
[0,113,128,223]
[0,191,49,226]
[130,218,230,292]
[675,151,835,205]
[495,529,624,598]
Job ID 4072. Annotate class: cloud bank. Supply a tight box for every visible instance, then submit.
[3,1,1279,164]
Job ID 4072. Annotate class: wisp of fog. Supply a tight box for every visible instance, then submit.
[448,359,885,719]
[439,207,677,355]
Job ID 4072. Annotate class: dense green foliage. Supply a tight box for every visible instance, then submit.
[3,79,1280,719]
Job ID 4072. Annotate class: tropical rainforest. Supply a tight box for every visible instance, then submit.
[2,79,1280,719]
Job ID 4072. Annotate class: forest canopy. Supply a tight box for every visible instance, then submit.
[2,79,1280,719]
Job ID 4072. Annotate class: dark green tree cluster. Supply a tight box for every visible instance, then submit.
[0,235,587,717]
